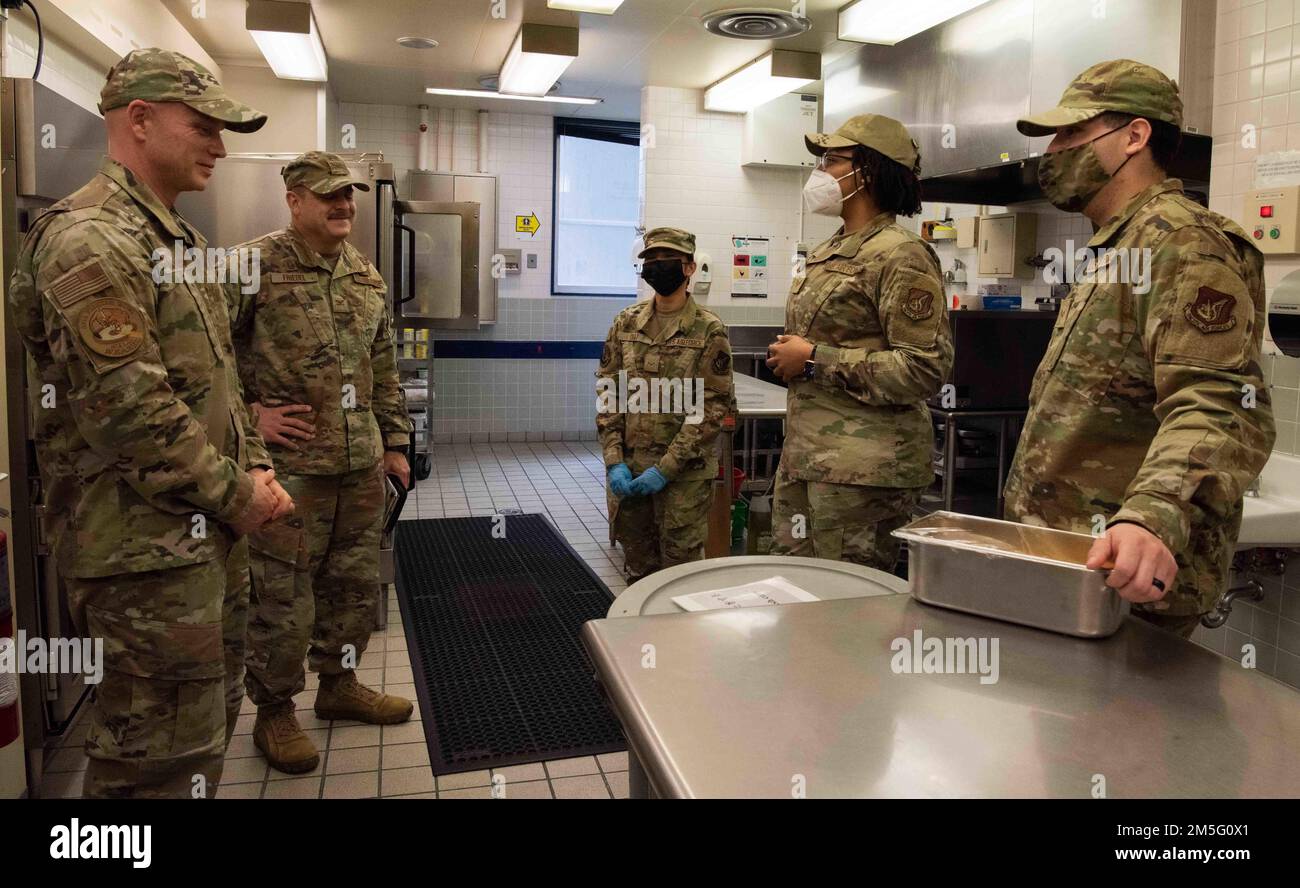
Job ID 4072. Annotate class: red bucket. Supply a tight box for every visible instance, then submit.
[717,466,746,498]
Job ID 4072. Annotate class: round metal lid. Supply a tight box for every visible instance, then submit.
[607,555,907,617]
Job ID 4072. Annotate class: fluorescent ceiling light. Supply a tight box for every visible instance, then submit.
[839,0,994,45]
[499,24,578,97]
[425,87,602,105]
[247,0,328,81]
[548,0,625,12]
[704,50,820,113]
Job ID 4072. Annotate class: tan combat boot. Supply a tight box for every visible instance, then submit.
[253,703,320,774]
[314,671,414,725]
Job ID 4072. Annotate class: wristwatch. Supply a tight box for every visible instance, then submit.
[802,345,818,380]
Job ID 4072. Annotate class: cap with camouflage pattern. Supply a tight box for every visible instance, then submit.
[99,48,267,133]
[1017,59,1183,137]
[281,151,371,194]
[805,114,921,175]
[637,226,695,259]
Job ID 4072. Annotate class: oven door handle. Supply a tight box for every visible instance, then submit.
[395,223,417,306]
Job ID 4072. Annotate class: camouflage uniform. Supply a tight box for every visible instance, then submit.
[597,228,734,580]
[6,49,268,798]
[1006,61,1276,634]
[228,153,411,708]
[773,116,952,571]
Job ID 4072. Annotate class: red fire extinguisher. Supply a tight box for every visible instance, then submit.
[0,530,19,749]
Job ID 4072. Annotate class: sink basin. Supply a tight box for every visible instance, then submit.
[1237,453,1300,548]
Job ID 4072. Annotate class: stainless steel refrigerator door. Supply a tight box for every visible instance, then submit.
[408,171,497,324]
[394,199,480,329]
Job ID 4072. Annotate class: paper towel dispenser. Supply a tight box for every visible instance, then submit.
[1269,269,1300,357]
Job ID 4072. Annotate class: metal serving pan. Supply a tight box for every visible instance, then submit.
[893,511,1129,638]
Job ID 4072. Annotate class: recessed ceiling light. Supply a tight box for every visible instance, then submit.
[704,49,820,113]
[548,0,625,12]
[499,24,578,97]
[247,0,328,82]
[839,0,994,45]
[397,36,439,49]
[425,87,602,105]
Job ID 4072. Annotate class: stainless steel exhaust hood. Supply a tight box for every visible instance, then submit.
[822,0,1216,204]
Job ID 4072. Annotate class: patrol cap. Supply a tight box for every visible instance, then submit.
[637,227,695,259]
[281,151,371,194]
[99,48,267,133]
[1017,59,1183,137]
[805,113,921,175]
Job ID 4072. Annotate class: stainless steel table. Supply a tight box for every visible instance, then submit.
[721,372,787,516]
[927,405,1026,517]
[607,555,906,617]
[581,594,1300,798]
[732,371,787,420]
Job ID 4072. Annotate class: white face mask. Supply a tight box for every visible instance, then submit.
[802,166,862,217]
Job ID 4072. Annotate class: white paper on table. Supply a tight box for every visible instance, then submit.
[671,576,820,612]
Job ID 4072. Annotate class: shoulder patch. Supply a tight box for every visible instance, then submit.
[47,260,112,310]
[1184,286,1237,334]
[269,272,318,284]
[78,296,146,358]
[902,288,935,321]
[711,350,731,375]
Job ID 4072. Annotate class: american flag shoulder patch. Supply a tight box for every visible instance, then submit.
[47,261,112,310]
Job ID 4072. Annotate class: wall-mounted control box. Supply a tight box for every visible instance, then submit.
[1245,186,1300,253]
[498,248,521,275]
[978,212,1038,279]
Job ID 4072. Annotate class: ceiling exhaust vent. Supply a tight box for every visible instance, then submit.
[701,7,811,40]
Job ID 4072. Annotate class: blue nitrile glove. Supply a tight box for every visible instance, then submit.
[608,463,634,497]
[628,467,668,497]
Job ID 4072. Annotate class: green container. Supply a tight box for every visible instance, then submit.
[730,498,749,548]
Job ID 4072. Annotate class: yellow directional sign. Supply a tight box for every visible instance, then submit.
[515,212,540,236]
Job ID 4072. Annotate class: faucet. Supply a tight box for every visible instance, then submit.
[1201,577,1265,628]
[1245,476,1261,498]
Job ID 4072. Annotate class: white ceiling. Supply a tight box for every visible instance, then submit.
[161,0,861,120]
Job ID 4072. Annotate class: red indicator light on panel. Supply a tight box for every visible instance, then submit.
[1261,205,1274,217]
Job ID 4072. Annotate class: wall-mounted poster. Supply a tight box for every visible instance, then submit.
[731,236,769,298]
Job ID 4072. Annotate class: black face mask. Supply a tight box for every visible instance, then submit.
[641,259,687,296]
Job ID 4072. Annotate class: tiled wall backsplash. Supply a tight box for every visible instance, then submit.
[1212,0,1300,458]
[430,358,600,443]
[639,86,840,309]
[1185,0,1300,685]
[424,295,784,442]
[1193,560,1300,688]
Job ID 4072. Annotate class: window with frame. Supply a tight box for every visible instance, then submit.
[551,117,640,296]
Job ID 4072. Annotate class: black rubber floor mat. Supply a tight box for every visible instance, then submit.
[393,514,626,774]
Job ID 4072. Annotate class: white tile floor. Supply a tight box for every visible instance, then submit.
[39,440,632,799]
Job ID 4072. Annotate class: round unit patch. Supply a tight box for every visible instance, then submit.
[78,297,146,358]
